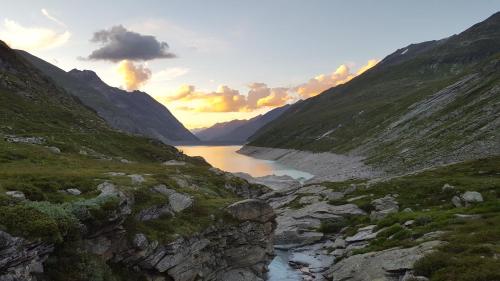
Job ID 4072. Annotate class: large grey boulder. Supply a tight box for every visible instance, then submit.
[461,191,483,204]
[226,199,275,223]
[370,195,399,220]
[326,241,442,281]
[168,192,194,213]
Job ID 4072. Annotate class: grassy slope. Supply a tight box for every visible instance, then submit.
[248,12,500,172]
[314,157,500,281]
[0,41,259,280]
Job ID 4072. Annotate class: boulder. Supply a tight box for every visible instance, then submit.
[162,160,186,166]
[461,191,483,204]
[451,195,463,207]
[297,185,327,194]
[226,199,275,223]
[370,195,399,220]
[5,190,25,200]
[128,174,145,185]
[345,225,378,243]
[47,146,61,154]
[168,192,194,213]
[332,237,346,249]
[66,188,81,195]
[326,241,443,281]
[441,183,455,192]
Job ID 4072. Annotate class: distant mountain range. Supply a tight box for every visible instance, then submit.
[194,104,291,144]
[248,11,500,173]
[18,51,199,145]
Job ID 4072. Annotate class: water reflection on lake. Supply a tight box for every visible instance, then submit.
[177,145,313,180]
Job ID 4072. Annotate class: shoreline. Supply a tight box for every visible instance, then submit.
[237,145,382,182]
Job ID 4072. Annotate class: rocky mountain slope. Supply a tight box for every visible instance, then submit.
[0,40,274,281]
[247,12,500,174]
[258,156,500,280]
[18,51,199,145]
[195,104,290,144]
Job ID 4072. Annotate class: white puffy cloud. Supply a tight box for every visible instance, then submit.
[0,19,70,51]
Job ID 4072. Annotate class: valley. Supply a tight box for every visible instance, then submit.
[0,4,499,281]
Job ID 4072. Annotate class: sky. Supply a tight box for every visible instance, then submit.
[1,0,499,129]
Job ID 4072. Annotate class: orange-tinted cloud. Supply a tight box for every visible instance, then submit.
[117,60,152,91]
[162,59,378,112]
[166,83,291,112]
[294,59,379,99]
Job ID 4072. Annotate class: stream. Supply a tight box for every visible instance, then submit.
[177,145,311,281]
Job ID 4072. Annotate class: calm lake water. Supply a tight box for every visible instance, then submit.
[177,145,309,281]
[177,145,313,180]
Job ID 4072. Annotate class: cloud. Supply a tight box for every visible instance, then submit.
[41,8,66,27]
[116,60,152,91]
[87,25,175,62]
[0,19,70,51]
[165,83,292,112]
[161,59,378,113]
[293,60,379,98]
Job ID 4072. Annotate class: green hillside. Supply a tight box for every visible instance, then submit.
[249,12,500,173]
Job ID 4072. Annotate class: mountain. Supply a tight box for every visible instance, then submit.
[17,51,199,145]
[248,12,500,173]
[0,40,273,281]
[195,104,290,143]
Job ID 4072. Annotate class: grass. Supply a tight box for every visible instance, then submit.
[316,157,500,280]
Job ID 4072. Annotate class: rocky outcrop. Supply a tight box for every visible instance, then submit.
[0,231,54,281]
[112,199,276,281]
[326,241,442,281]
[0,183,276,281]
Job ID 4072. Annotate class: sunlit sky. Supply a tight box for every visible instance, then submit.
[1,0,499,129]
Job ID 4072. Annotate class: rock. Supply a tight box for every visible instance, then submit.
[268,194,298,209]
[370,195,399,220]
[404,220,415,227]
[217,269,263,281]
[5,190,25,200]
[332,237,346,249]
[168,192,194,213]
[136,204,173,221]
[331,248,345,257]
[128,174,145,185]
[66,188,81,195]
[345,225,378,243]
[162,160,186,166]
[151,184,176,196]
[0,230,54,281]
[106,172,126,176]
[326,241,443,281]
[47,146,61,154]
[5,135,45,144]
[299,195,321,205]
[120,158,131,164]
[454,213,482,219]
[132,233,149,250]
[208,167,225,175]
[226,199,275,223]
[451,195,463,207]
[402,272,430,281]
[297,185,326,194]
[403,207,414,212]
[320,190,344,201]
[442,183,455,192]
[461,191,483,204]
[346,194,370,202]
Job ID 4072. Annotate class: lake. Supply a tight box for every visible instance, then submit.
[177,145,310,281]
[177,145,313,180]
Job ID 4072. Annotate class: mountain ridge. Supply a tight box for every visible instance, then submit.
[17,51,199,145]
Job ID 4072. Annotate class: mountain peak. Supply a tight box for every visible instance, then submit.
[68,69,104,84]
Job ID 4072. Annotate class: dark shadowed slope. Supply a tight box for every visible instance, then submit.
[17,50,198,145]
[248,12,500,173]
[195,104,290,143]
